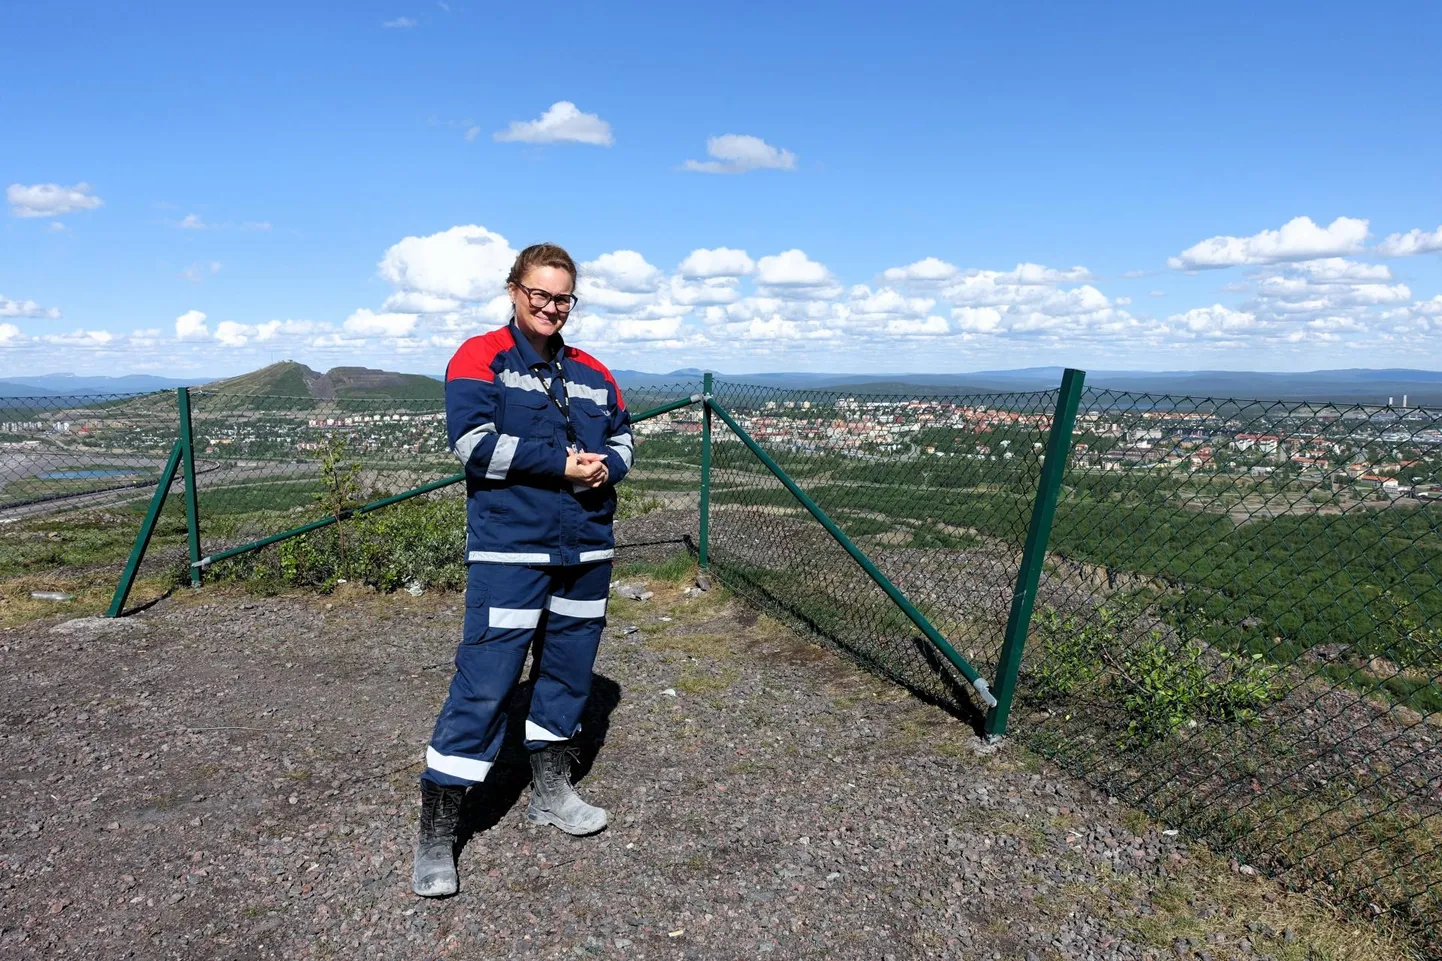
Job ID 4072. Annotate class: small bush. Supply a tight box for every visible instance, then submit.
[1024,603,1284,743]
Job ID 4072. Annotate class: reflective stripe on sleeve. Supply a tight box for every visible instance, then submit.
[486,434,519,479]
[453,422,496,464]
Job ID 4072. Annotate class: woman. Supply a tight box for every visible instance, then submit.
[413,243,634,898]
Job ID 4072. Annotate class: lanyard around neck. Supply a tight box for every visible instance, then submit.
[537,359,580,450]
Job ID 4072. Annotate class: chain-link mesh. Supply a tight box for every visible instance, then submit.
[0,391,178,515]
[615,382,705,557]
[1011,390,1442,952]
[185,390,454,562]
[703,379,1059,713]
[1,391,186,585]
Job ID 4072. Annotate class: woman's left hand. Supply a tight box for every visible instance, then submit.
[574,451,609,488]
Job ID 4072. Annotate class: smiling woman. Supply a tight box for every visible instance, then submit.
[411,242,635,898]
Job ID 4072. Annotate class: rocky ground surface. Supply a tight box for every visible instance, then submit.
[0,528,1412,960]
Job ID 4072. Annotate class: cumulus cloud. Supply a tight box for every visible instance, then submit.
[1377,225,1442,258]
[175,309,211,340]
[886,315,949,336]
[42,329,115,347]
[214,321,254,347]
[1168,216,1369,269]
[179,213,206,229]
[1168,305,1257,337]
[756,249,834,289]
[681,135,796,174]
[882,257,959,283]
[582,250,663,293]
[343,309,419,337]
[379,224,516,302]
[0,322,23,344]
[382,290,462,314]
[7,182,104,218]
[383,16,416,27]
[494,102,613,146]
[677,247,755,278]
[0,295,60,319]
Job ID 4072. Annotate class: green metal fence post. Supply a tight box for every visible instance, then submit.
[106,439,184,618]
[177,387,202,588]
[699,372,713,569]
[985,368,1087,740]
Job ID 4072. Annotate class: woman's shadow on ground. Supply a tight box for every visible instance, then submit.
[455,662,622,850]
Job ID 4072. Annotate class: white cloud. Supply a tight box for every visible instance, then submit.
[1168,216,1369,269]
[48,221,66,233]
[677,247,755,278]
[951,306,1004,333]
[668,276,741,306]
[756,249,833,288]
[175,309,211,340]
[582,250,662,293]
[1377,225,1442,258]
[882,257,959,283]
[241,220,272,231]
[383,17,416,28]
[179,213,206,229]
[0,295,61,319]
[465,125,481,142]
[0,322,21,344]
[886,315,949,336]
[1169,304,1257,336]
[1288,258,1392,283]
[494,101,614,146]
[7,182,104,218]
[343,309,419,337]
[378,224,516,302]
[681,134,796,174]
[44,328,114,347]
[214,321,253,347]
[382,290,462,314]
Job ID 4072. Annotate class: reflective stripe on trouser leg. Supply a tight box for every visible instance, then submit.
[424,563,549,787]
[524,560,611,752]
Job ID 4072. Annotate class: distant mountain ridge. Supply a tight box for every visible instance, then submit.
[204,362,444,400]
[611,367,1442,405]
[0,373,194,397]
[4,364,1439,406]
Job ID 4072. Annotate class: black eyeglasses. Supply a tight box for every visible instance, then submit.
[514,282,578,313]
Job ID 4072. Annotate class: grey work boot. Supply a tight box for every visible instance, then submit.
[526,743,608,836]
[411,780,466,897]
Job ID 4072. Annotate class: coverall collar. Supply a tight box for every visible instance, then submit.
[509,320,565,371]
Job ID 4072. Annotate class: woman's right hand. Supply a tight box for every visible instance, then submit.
[565,450,608,487]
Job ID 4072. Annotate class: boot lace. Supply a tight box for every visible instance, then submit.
[423,784,464,842]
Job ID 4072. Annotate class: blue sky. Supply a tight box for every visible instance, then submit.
[3,0,1440,378]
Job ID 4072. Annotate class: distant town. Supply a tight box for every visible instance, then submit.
[5,391,1442,508]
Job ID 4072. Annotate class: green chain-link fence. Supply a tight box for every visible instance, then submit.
[701,378,1070,717]
[1015,390,1442,952]
[4,376,1440,953]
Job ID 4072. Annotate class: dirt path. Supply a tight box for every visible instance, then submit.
[0,563,1408,959]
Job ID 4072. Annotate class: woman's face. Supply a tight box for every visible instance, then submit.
[510,266,575,346]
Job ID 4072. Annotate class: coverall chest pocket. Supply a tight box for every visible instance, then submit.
[505,392,559,441]
[572,404,610,455]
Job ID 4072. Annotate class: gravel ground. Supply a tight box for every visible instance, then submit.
[0,532,1410,959]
